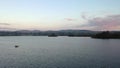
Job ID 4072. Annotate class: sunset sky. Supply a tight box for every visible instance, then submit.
[0,0,120,31]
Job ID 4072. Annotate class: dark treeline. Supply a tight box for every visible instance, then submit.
[92,31,120,39]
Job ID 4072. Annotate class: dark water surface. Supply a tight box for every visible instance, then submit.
[0,36,120,68]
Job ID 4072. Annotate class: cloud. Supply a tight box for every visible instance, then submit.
[0,23,11,25]
[80,14,120,31]
[64,18,77,21]
[0,23,15,30]
[0,27,17,30]
[81,13,88,20]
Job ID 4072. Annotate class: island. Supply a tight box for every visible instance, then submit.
[48,33,58,37]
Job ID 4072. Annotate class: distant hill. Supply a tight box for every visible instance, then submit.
[0,30,119,38]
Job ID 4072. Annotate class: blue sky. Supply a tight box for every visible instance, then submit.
[0,0,120,30]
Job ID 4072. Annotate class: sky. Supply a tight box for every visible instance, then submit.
[0,0,120,31]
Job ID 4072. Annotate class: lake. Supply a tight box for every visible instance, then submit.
[0,36,120,68]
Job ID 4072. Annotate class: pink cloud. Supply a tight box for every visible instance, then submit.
[81,14,120,31]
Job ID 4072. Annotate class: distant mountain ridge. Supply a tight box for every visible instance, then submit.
[0,30,119,37]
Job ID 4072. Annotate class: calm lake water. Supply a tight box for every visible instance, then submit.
[0,36,120,68]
